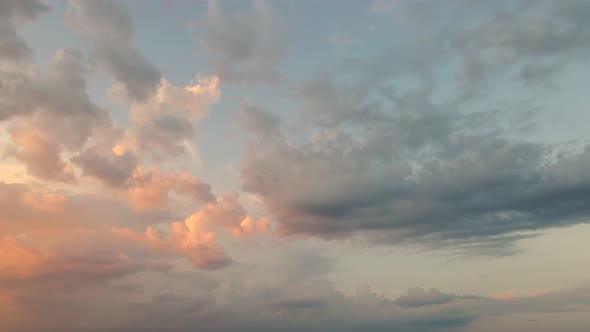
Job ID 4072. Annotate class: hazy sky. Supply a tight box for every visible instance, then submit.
[1,1,590,331]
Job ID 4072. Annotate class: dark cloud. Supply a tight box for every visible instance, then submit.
[72,146,139,187]
[0,0,48,65]
[394,288,457,308]
[1,48,110,182]
[135,114,195,158]
[198,0,287,85]
[66,0,161,101]
[236,101,282,139]
[239,0,590,253]
[451,0,590,91]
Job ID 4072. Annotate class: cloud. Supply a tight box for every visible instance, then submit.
[198,0,287,85]
[66,0,161,101]
[123,75,220,159]
[0,230,170,288]
[21,191,67,214]
[114,190,269,269]
[73,145,138,187]
[0,181,177,237]
[114,215,232,271]
[121,167,215,211]
[238,1,590,253]
[5,125,75,182]
[0,0,49,67]
[1,47,110,182]
[392,287,481,308]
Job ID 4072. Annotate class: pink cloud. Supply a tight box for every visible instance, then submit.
[0,231,170,286]
[113,192,270,269]
[21,191,67,213]
[124,167,215,211]
[493,289,553,300]
[5,125,75,182]
[113,215,232,270]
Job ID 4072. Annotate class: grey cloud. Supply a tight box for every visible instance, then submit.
[5,126,75,182]
[67,0,161,101]
[0,20,31,63]
[0,0,48,64]
[236,101,282,139]
[239,1,590,253]
[0,0,50,20]
[450,0,590,96]
[9,284,590,332]
[271,297,326,310]
[393,287,486,308]
[136,114,195,159]
[73,147,139,187]
[2,48,110,182]
[199,0,287,85]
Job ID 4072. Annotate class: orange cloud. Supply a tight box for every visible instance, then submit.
[21,191,67,213]
[113,192,269,269]
[493,289,552,300]
[123,167,215,211]
[0,231,170,287]
[113,213,232,270]
[5,125,75,182]
[195,191,270,237]
[125,167,176,211]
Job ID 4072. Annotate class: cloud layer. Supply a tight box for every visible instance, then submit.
[1,1,590,332]
[239,0,590,254]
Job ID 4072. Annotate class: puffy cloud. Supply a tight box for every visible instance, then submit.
[198,0,287,85]
[114,216,231,271]
[122,167,215,211]
[1,47,110,182]
[5,125,75,182]
[123,75,220,159]
[73,145,139,187]
[114,191,268,269]
[66,0,161,101]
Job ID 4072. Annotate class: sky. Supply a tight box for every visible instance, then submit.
[1,0,590,331]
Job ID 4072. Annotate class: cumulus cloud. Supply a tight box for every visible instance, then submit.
[122,167,215,211]
[5,125,75,182]
[115,191,268,269]
[66,0,161,101]
[114,217,231,271]
[198,0,287,85]
[122,75,221,159]
[1,47,110,182]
